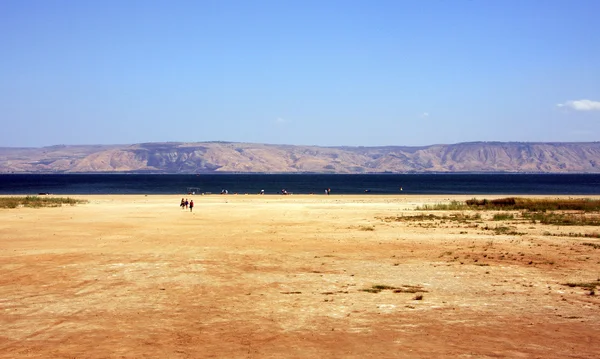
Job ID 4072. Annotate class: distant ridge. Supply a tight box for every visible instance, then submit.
[1,141,600,173]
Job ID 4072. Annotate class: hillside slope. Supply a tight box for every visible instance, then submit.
[1,141,599,173]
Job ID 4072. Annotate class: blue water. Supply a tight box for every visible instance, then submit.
[1,173,600,195]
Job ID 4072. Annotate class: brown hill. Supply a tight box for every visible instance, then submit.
[1,141,600,173]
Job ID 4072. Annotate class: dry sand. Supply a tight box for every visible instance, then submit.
[1,194,600,358]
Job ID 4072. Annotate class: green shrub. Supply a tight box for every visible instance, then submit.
[493,213,514,221]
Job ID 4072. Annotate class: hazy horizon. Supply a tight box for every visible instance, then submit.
[3,139,600,150]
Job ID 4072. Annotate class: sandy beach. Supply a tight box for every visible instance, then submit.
[1,194,600,358]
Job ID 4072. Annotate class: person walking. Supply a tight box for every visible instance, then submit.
[180,198,185,209]
[189,200,194,212]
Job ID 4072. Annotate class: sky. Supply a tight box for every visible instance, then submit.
[1,0,599,148]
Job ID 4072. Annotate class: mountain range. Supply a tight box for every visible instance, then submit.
[1,141,600,173]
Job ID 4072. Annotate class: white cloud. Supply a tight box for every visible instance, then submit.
[557,99,600,111]
[420,112,429,118]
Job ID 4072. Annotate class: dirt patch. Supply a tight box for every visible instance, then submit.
[1,194,599,358]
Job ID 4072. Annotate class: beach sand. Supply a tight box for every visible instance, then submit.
[1,194,600,358]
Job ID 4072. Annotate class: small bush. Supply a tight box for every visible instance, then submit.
[493,213,514,221]
[491,198,517,206]
[466,198,488,206]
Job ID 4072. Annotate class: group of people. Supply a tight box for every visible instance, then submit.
[180,198,194,212]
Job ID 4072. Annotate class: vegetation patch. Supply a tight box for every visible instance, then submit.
[466,197,600,212]
[372,284,396,291]
[358,225,375,231]
[582,242,600,249]
[466,198,516,208]
[396,198,600,230]
[381,214,439,222]
[0,196,87,209]
[493,213,515,221]
[544,232,600,239]
[393,285,428,293]
[381,213,480,223]
[562,280,600,290]
[522,212,600,226]
[415,201,468,211]
[360,284,427,294]
[360,287,384,293]
[419,198,600,212]
[481,225,524,236]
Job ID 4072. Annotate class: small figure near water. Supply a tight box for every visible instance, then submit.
[180,198,185,209]
[189,200,194,212]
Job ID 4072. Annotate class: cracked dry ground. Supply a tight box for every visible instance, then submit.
[1,195,600,358]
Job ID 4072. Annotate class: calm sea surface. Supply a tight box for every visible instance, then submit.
[1,174,600,195]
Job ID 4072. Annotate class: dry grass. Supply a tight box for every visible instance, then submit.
[466,197,600,212]
[522,212,600,226]
[360,284,428,294]
[562,280,600,290]
[0,196,87,209]
[381,213,481,223]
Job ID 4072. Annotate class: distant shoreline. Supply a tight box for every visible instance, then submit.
[3,171,600,175]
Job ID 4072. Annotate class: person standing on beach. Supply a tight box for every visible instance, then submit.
[180,198,185,209]
[185,199,189,209]
[189,200,194,212]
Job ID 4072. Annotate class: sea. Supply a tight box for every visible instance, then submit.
[1,173,600,195]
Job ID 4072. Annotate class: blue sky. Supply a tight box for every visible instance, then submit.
[1,0,599,147]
